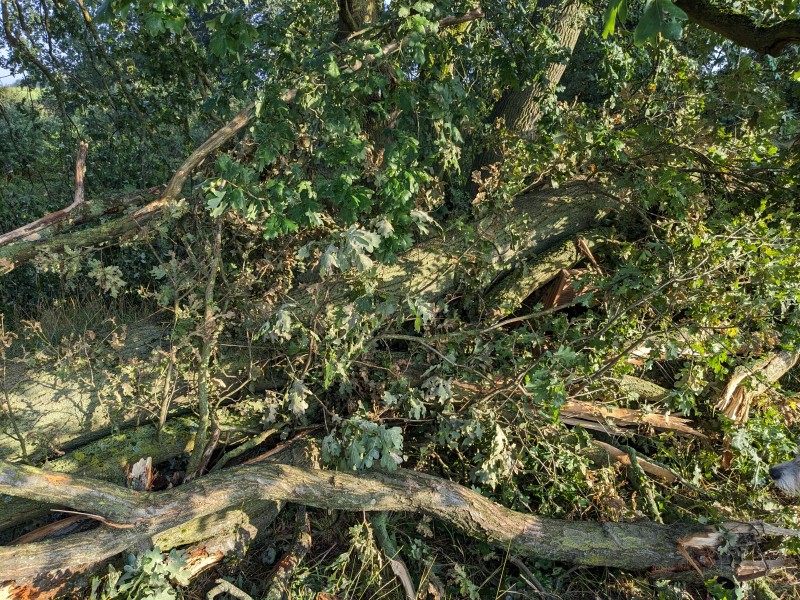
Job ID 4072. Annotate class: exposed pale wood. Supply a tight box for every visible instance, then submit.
[716,349,800,423]
[561,399,705,438]
[591,440,677,483]
[483,237,588,320]
[450,376,701,437]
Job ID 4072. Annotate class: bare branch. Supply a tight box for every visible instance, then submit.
[0,141,88,247]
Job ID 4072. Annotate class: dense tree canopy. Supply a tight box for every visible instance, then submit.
[1,0,800,596]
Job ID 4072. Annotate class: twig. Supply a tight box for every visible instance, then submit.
[207,579,254,600]
[509,556,548,596]
[210,428,278,472]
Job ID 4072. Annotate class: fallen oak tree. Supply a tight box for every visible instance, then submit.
[1,1,800,596]
[1,453,797,592]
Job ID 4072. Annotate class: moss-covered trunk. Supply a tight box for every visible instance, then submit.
[0,454,780,591]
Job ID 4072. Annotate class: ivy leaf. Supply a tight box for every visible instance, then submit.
[325,55,340,78]
[410,209,437,235]
[375,218,395,238]
[382,391,399,406]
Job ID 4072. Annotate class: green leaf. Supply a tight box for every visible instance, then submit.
[206,189,227,217]
[412,1,434,13]
[659,0,688,21]
[633,0,687,44]
[602,0,627,38]
[325,55,340,78]
[633,0,661,44]
[320,245,340,275]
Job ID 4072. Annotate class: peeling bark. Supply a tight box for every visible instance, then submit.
[716,349,800,423]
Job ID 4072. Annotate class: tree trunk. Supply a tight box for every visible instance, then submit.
[336,0,378,40]
[291,182,616,321]
[471,0,588,178]
[491,0,587,138]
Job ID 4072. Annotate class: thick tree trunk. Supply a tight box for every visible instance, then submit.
[290,181,616,322]
[471,0,588,179]
[490,0,587,138]
[336,0,378,40]
[1,453,793,592]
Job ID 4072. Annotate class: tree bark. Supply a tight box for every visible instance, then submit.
[675,0,800,56]
[2,454,794,590]
[471,0,588,179]
[491,0,587,139]
[292,182,616,320]
[336,0,378,41]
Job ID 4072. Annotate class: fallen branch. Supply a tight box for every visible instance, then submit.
[207,579,254,600]
[1,455,797,590]
[591,440,677,483]
[561,398,706,438]
[0,141,88,248]
[451,375,703,437]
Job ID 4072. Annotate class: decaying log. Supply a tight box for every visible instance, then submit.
[284,182,616,328]
[617,375,669,402]
[0,407,270,535]
[1,454,797,592]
